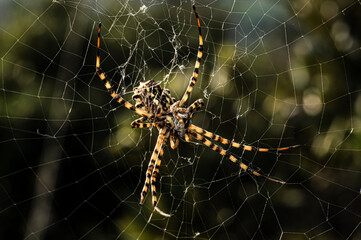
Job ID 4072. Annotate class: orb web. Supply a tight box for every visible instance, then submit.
[1,0,360,239]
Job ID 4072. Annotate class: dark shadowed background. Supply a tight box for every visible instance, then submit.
[1,0,360,239]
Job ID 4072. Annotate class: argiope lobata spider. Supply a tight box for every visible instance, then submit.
[96,5,299,217]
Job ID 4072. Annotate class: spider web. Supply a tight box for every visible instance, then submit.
[1,0,360,239]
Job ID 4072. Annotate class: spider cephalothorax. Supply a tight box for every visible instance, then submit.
[170,100,202,137]
[96,5,298,217]
[131,79,203,149]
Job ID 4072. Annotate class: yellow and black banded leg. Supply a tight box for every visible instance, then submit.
[188,99,204,114]
[139,128,168,205]
[188,130,285,184]
[131,116,154,128]
[184,132,192,142]
[150,136,171,217]
[170,133,180,149]
[189,124,299,152]
[96,23,149,117]
[180,5,204,106]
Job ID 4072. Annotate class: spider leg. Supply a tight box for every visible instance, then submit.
[170,132,180,149]
[151,134,171,217]
[184,132,192,142]
[188,130,286,184]
[131,116,154,128]
[139,128,166,205]
[188,124,299,152]
[180,5,204,106]
[139,128,171,217]
[187,99,204,114]
[96,23,149,117]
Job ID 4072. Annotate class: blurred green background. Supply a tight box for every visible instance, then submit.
[1,0,360,239]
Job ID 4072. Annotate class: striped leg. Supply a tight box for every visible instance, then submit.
[139,128,168,205]
[188,130,285,184]
[96,23,149,117]
[180,5,204,106]
[188,124,299,152]
[188,99,204,114]
[170,133,180,149]
[151,136,171,217]
[131,116,154,128]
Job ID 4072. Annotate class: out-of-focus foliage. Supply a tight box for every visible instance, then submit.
[1,0,360,239]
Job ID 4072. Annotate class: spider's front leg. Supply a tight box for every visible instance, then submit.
[96,23,149,117]
[185,99,204,142]
[188,124,299,152]
[180,5,204,106]
[188,130,286,184]
[188,99,204,114]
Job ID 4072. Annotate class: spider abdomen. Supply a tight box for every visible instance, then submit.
[132,80,175,115]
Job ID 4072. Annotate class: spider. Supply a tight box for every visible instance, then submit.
[96,5,298,217]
